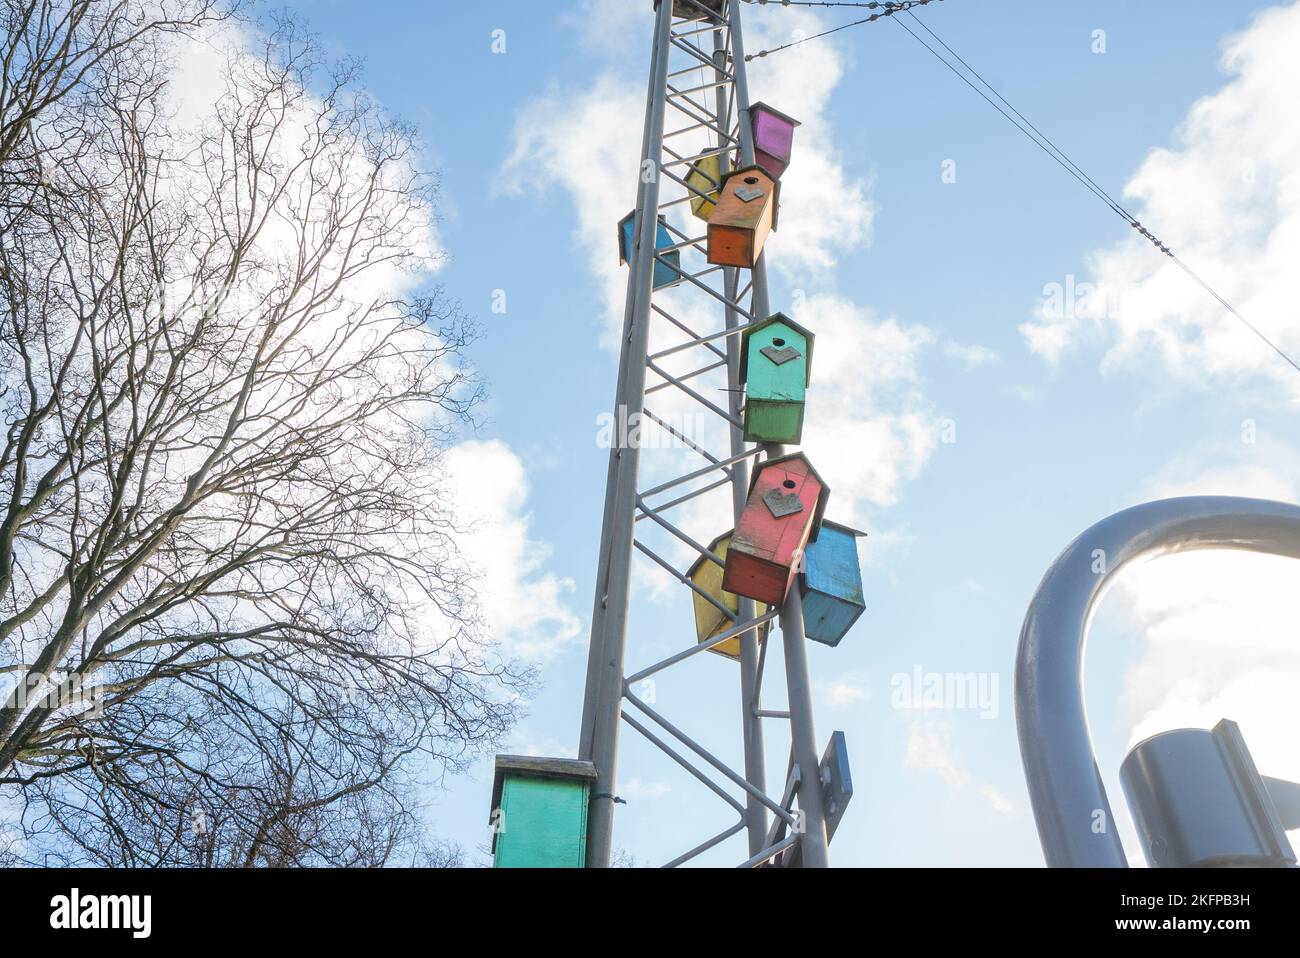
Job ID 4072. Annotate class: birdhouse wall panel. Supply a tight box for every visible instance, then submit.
[746,322,808,402]
[753,115,794,161]
[743,399,804,445]
[800,523,866,647]
[707,226,756,269]
[689,533,769,660]
[803,593,864,647]
[619,211,682,290]
[754,150,787,180]
[687,153,722,222]
[494,773,589,868]
[722,552,795,609]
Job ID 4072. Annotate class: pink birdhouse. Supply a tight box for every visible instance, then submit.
[722,453,829,606]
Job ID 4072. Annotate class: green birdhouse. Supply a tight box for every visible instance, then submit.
[490,755,596,868]
[739,313,814,445]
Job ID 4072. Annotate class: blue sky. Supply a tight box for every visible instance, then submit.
[278,0,1300,866]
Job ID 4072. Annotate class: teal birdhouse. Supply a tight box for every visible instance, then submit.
[799,521,866,647]
[490,755,597,868]
[619,209,681,290]
[739,313,814,445]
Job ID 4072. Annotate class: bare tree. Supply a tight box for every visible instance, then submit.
[0,4,527,865]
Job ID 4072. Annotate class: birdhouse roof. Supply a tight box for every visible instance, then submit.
[748,101,802,129]
[748,452,831,541]
[489,754,597,820]
[617,208,670,265]
[687,529,733,581]
[719,165,780,232]
[818,518,868,539]
[738,312,815,387]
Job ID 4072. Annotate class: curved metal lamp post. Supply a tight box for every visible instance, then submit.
[1014,495,1300,867]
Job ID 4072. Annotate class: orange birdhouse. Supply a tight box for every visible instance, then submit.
[706,166,779,269]
[723,453,829,607]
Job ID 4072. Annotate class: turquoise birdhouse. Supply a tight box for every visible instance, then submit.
[618,209,681,290]
[490,755,597,868]
[799,521,866,647]
[739,313,814,444]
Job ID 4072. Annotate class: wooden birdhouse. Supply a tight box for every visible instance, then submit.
[657,0,725,21]
[748,102,801,180]
[799,521,866,647]
[723,453,830,607]
[619,209,681,290]
[740,313,814,444]
[686,152,722,222]
[687,530,771,660]
[490,755,597,868]
[706,166,779,269]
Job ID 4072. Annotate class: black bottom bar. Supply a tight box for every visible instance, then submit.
[0,866,1290,944]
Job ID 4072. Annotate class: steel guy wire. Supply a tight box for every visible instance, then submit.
[741,0,944,60]
[891,10,1300,376]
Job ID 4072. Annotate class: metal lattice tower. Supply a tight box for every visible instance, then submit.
[577,0,833,868]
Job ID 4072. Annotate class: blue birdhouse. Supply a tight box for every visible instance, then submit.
[799,521,866,647]
[618,209,681,290]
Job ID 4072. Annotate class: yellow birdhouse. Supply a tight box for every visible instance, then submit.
[686,152,722,222]
[687,530,770,660]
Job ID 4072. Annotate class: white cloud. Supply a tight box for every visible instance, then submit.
[620,778,672,800]
[820,678,870,708]
[1020,1,1300,400]
[942,341,1000,368]
[444,441,583,662]
[905,717,1015,814]
[978,785,1016,815]
[906,718,967,787]
[496,72,645,350]
[798,295,938,520]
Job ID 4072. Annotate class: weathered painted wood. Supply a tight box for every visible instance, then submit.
[706,166,778,268]
[658,0,725,21]
[800,521,866,647]
[688,531,770,660]
[686,152,721,222]
[723,453,829,606]
[749,102,800,180]
[740,313,813,444]
[745,401,803,445]
[490,755,596,869]
[619,209,681,290]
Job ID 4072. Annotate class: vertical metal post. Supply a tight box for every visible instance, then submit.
[728,0,831,868]
[714,23,768,858]
[580,0,675,868]
[576,0,832,868]
[578,0,665,765]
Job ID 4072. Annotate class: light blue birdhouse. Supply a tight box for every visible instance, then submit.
[799,521,865,647]
[618,209,681,290]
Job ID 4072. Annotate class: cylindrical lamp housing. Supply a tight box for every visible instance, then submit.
[1119,720,1295,868]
